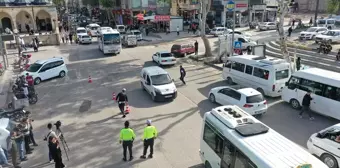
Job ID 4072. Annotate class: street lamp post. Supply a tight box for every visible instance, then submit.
[231,6,236,56]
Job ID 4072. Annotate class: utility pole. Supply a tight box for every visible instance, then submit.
[314,0,319,26]
[231,5,236,56]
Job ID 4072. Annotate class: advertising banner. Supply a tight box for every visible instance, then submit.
[148,0,157,9]
[132,0,141,8]
[156,0,170,7]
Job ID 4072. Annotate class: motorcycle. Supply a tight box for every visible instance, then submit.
[318,43,332,54]
[28,92,38,105]
[12,76,26,93]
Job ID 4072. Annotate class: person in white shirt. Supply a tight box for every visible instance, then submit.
[20,37,27,51]
[176,26,179,36]
[45,123,57,163]
[22,85,29,98]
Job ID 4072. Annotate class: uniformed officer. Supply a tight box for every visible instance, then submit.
[140,120,158,159]
[120,121,136,161]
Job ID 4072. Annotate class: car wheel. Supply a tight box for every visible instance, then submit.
[141,82,145,91]
[205,161,212,168]
[226,77,233,85]
[321,153,338,168]
[256,88,265,96]
[59,71,66,78]
[209,94,216,103]
[290,99,301,109]
[34,78,41,85]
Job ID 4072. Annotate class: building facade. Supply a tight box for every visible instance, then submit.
[0,0,58,33]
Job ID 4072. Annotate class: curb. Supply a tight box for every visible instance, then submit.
[188,55,223,71]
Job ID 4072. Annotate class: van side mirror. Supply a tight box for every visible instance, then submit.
[285,82,288,86]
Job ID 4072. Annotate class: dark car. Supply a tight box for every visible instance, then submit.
[171,43,195,57]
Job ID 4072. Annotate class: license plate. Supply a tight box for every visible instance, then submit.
[255,110,265,114]
[165,95,172,98]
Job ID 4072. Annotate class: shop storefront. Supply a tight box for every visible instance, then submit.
[250,4,266,23]
[178,3,200,21]
[152,15,170,32]
[265,7,277,22]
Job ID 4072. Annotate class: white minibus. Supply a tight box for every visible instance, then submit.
[282,68,340,120]
[200,105,328,168]
[222,55,291,97]
[86,23,100,37]
[98,28,121,54]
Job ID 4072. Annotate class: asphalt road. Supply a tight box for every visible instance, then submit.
[21,31,337,168]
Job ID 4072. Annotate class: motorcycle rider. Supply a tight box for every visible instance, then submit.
[116,88,128,118]
[325,41,332,54]
[25,73,35,93]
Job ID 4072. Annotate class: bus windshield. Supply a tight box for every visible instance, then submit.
[103,34,120,44]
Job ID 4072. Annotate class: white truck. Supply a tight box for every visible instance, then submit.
[122,35,137,47]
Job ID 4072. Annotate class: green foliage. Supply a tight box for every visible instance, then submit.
[82,0,100,7]
[327,0,340,14]
[52,0,64,6]
[100,0,114,8]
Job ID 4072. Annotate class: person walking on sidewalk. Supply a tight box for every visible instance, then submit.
[9,130,21,168]
[116,88,129,118]
[48,136,65,168]
[299,90,314,120]
[179,65,186,85]
[69,31,73,44]
[45,123,58,163]
[194,41,198,55]
[288,27,293,37]
[176,26,179,36]
[296,57,301,71]
[20,37,27,51]
[140,120,158,159]
[120,121,135,162]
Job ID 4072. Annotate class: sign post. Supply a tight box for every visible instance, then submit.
[226,1,236,56]
[234,41,242,55]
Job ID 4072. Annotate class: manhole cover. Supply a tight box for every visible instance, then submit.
[79,100,92,113]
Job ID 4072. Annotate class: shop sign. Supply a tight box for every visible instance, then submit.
[252,4,266,10]
[223,0,248,11]
[179,4,200,10]
[154,15,170,21]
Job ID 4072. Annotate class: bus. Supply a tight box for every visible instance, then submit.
[200,105,328,168]
[222,55,291,97]
[282,68,340,120]
[98,28,121,55]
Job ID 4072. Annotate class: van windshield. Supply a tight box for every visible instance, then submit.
[77,30,86,34]
[327,20,335,24]
[318,20,326,24]
[27,63,42,72]
[275,69,289,80]
[151,74,172,85]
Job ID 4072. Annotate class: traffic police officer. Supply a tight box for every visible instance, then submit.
[140,120,158,159]
[120,121,136,161]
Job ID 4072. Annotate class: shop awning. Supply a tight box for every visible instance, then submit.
[154,15,170,21]
[136,13,144,21]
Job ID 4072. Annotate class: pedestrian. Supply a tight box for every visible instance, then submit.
[194,41,198,55]
[188,25,191,33]
[176,26,179,36]
[179,65,186,85]
[22,84,29,98]
[28,118,38,147]
[13,127,27,162]
[288,27,292,37]
[69,31,73,44]
[48,136,65,168]
[296,57,301,71]
[166,27,170,35]
[45,123,58,163]
[9,130,21,168]
[116,88,128,118]
[25,24,30,33]
[299,90,314,120]
[309,17,313,26]
[0,145,12,167]
[120,121,136,161]
[337,49,340,61]
[20,37,27,51]
[25,73,34,92]
[32,38,38,52]
[35,36,40,49]
[140,120,158,159]
[292,19,295,28]
[21,118,33,154]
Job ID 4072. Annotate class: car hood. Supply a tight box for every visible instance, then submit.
[316,34,331,38]
[300,31,316,35]
[153,82,177,93]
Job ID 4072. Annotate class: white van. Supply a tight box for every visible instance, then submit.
[200,105,328,168]
[211,27,231,37]
[140,66,177,101]
[222,55,291,97]
[86,23,100,37]
[282,68,340,120]
[129,30,142,41]
[116,25,126,34]
[317,19,336,30]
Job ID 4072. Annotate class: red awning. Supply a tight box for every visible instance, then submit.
[154,15,170,21]
[136,13,144,21]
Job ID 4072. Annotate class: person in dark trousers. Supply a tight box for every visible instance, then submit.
[48,136,65,168]
[21,118,33,154]
[69,31,73,44]
[176,26,179,36]
[292,19,295,28]
[194,41,198,55]
[140,120,158,159]
[337,49,340,61]
[120,121,136,161]
[299,90,314,120]
[179,65,186,85]
[296,57,301,70]
[116,88,128,118]
[309,17,313,26]
[28,118,38,146]
[288,27,293,37]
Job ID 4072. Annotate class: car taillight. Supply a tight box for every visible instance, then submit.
[263,100,267,104]
[162,60,167,62]
[243,104,253,108]
[272,85,275,91]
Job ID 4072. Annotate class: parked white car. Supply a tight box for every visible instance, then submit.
[152,51,176,66]
[315,30,340,43]
[224,30,252,39]
[258,22,277,31]
[211,27,231,37]
[129,30,143,41]
[140,66,177,101]
[22,57,68,85]
[208,86,267,116]
[78,34,92,44]
[307,123,340,168]
[299,27,328,40]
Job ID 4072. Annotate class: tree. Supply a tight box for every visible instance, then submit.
[198,0,213,57]
[100,0,115,24]
[327,0,340,14]
[277,0,291,69]
[82,0,100,7]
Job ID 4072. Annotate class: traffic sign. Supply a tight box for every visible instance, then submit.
[234,41,242,49]
[226,1,235,12]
